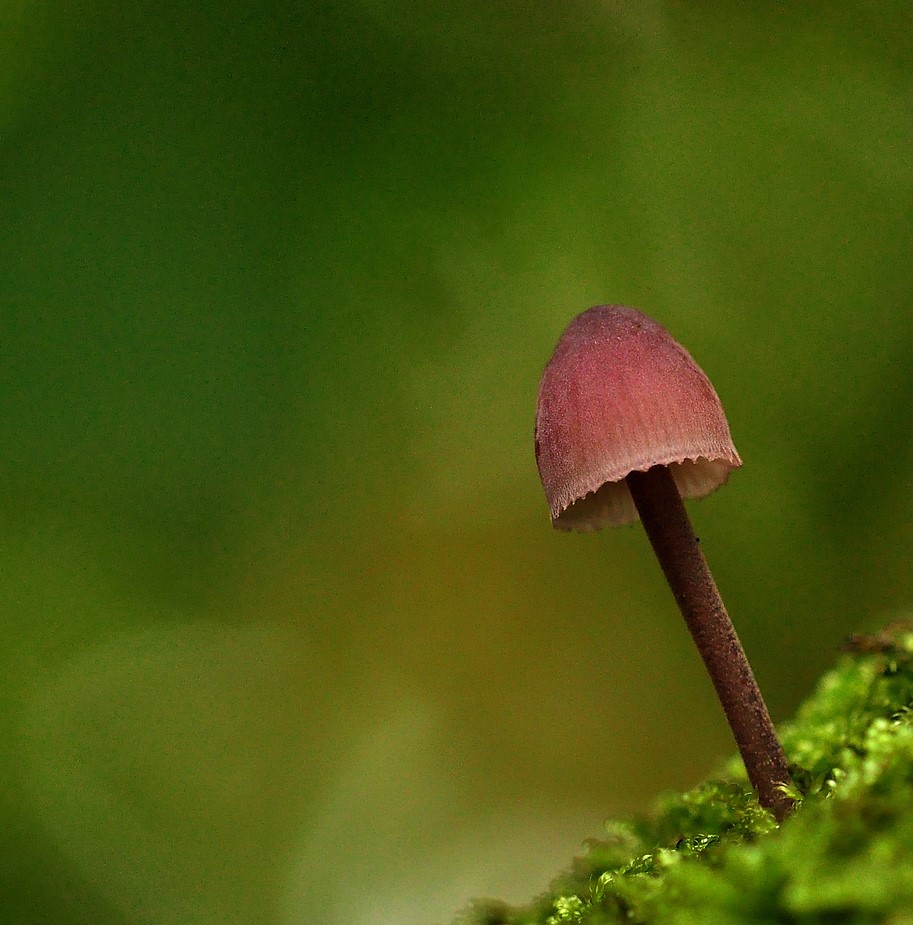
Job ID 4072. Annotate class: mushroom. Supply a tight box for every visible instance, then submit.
[535,304,792,821]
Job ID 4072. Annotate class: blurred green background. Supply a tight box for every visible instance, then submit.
[2,2,912,923]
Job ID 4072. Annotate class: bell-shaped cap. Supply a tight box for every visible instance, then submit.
[535,305,742,530]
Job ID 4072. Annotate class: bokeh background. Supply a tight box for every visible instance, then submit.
[2,2,912,923]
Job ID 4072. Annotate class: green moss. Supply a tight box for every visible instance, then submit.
[455,623,913,925]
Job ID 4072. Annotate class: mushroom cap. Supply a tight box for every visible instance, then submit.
[535,305,742,530]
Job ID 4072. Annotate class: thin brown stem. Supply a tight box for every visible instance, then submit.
[626,465,793,821]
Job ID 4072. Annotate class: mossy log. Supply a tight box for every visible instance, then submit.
[456,622,913,924]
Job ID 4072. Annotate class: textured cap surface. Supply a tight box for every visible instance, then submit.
[534,305,742,530]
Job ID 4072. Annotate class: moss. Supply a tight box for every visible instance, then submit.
[455,622,913,925]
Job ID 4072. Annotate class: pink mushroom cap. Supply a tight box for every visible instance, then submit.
[535,305,742,530]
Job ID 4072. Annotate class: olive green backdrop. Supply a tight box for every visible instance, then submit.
[1,3,911,924]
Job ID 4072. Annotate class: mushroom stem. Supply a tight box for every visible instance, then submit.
[626,464,794,822]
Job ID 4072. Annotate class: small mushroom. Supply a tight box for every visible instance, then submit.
[535,304,793,821]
